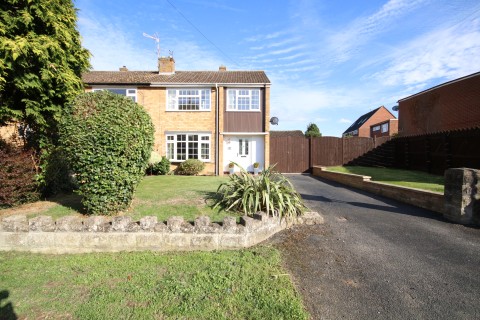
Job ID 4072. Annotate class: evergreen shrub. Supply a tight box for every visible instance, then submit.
[147,156,171,175]
[176,159,205,175]
[59,91,154,214]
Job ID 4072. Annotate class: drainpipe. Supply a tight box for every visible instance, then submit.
[215,83,219,176]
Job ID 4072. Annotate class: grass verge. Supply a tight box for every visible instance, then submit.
[0,247,308,320]
[326,166,444,193]
[0,176,230,222]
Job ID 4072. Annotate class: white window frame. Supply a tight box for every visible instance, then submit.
[227,88,261,112]
[166,88,211,111]
[92,88,137,102]
[166,133,211,162]
[381,123,389,133]
[372,125,380,131]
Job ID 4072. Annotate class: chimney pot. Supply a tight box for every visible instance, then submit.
[219,65,227,72]
[119,66,128,71]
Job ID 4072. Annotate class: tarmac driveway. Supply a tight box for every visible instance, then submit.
[269,174,480,320]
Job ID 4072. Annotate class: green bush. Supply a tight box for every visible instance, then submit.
[176,159,205,175]
[214,163,306,220]
[147,156,170,175]
[59,91,154,214]
[41,146,77,196]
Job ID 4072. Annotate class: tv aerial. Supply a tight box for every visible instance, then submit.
[143,32,160,58]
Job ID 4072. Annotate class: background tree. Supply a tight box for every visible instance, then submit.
[0,0,90,135]
[305,123,322,137]
[0,0,91,193]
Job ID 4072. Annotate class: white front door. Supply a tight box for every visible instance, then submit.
[223,135,264,172]
[237,138,252,170]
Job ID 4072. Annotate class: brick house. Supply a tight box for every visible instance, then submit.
[369,119,398,138]
[397,71,480,136]
[342,106,396,138]
[82,57,271,175]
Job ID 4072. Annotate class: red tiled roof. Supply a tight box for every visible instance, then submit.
[82,70,271,85]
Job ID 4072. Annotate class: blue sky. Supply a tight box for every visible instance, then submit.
[75,0,480,137]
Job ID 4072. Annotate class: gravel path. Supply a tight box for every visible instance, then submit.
[269,174,480,320]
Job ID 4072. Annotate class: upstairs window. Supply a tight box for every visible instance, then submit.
[381,123,389,133]
[93,88,137,102]
[227,89,260,111]
[372,125,380,131]
[167,89,211,111]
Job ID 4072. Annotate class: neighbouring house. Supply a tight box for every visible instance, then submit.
[342,106,396,138]
[82,57,271,175]
[397,71,480,136]
[370,119,398,138]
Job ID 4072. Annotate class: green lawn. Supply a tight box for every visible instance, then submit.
[0,176,231,222]
[326,166,444,193]
[0,247,308,320]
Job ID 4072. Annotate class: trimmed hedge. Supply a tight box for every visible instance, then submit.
[176,159,205,175]
[59,91,154,214]
[0,139,40,208]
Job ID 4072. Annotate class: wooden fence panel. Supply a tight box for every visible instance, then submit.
[269,136,309,173]
[270,136,378,173]
[391,128,480,174]
[342,137,374,164]
[311,137,342,166]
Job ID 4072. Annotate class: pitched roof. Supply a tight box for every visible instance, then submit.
[270,130,305,137]
[398,71,480,102]
[343,106,396,134]
[82,70,270,85]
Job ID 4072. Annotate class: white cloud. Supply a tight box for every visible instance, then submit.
[79,14,224,71]
[373,19,480,87]
[326,0,427,63]
[245,31,288,42]
[79,16,153,70]
[249,37,302,51]
[339,118,352,123]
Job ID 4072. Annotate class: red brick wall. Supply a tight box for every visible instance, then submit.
[358,106,396,137]
[398,74,480,136]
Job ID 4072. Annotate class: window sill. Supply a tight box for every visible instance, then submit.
[225,110,261,112]
[166,110,211,112]
[169,160,212,163]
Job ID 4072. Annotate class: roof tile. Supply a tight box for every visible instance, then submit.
[82,70,271,85]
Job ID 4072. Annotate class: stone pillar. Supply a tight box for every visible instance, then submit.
[444,168,480,225]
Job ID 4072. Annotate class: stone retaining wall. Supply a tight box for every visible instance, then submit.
[313,166,480,225]
[0,212,323,254]
[312,166,445,214]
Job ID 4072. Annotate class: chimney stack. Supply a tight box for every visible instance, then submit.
[119,66,128,71]
[158,56,175,74]
[219,65,227,72]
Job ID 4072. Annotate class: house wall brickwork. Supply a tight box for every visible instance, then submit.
[398,73,480,136]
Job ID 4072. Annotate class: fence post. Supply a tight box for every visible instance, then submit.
[309,137,313,173]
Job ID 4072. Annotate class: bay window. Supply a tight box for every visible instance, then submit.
[166,133,211,161]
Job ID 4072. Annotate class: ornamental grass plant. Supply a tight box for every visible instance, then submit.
[214,163,305,220]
